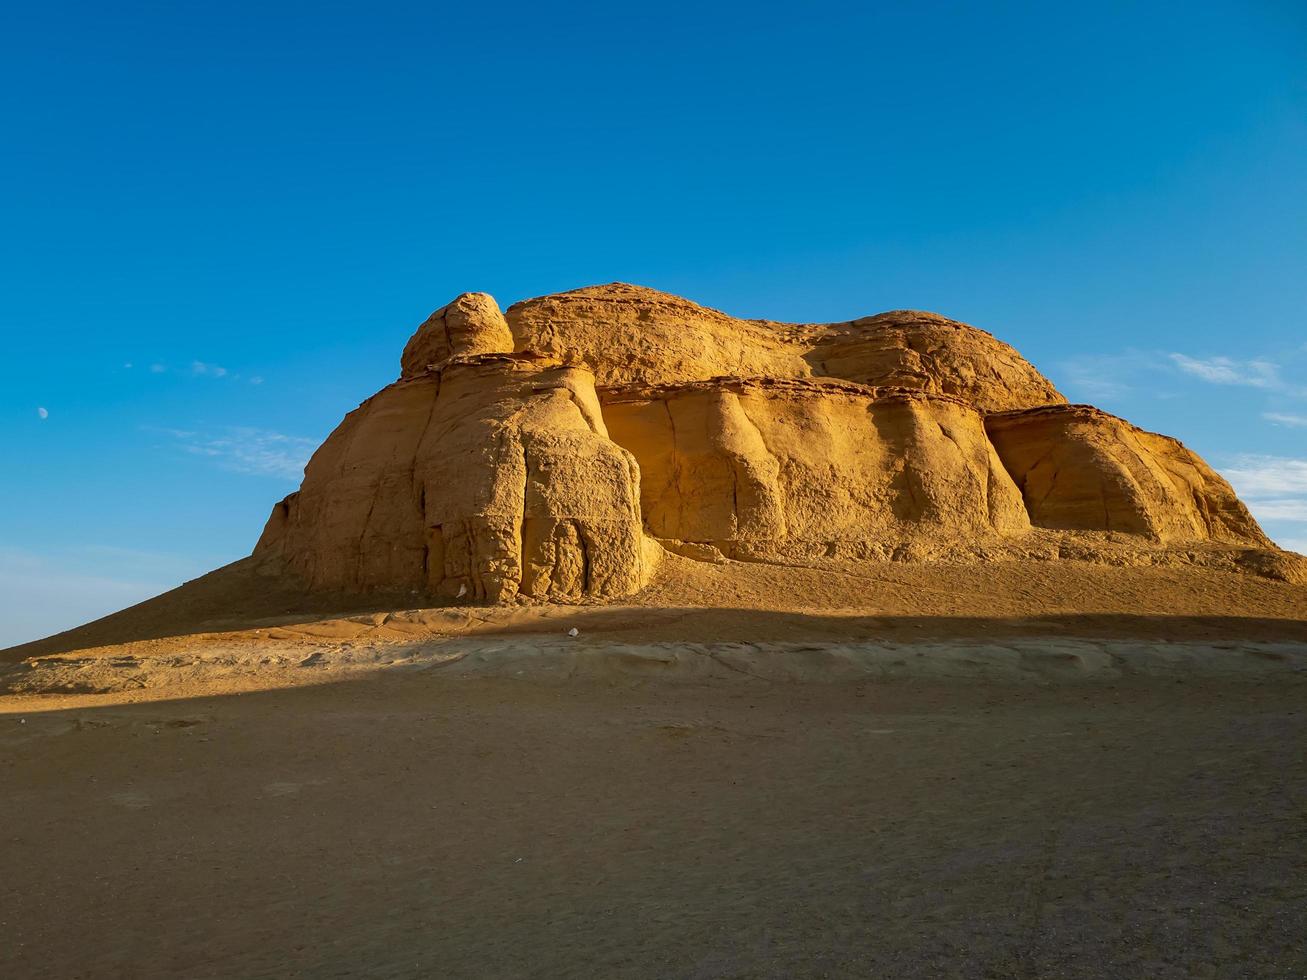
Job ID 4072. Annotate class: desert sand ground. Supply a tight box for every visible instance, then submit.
[3,556,1306,978]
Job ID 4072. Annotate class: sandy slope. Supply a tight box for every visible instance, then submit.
[2,553,1305,704]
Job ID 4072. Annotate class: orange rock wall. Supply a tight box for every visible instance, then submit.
[259,356,649,600]
[986,406,1269,545]
[602,380,1029,560]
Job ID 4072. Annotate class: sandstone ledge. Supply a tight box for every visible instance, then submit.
[598,376,978,409]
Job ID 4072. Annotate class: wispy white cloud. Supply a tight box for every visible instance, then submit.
[1220,455,1307,497]
[1060,344,1305,402]
[151,425,317,480]
[1245,499,1307,523]
[144,360,264,383]
[1264,412,1307,428]
[191,360,228,378]
[1057,350,1166,400]
[1169,353,1282,389]
[1219,455,1307,553]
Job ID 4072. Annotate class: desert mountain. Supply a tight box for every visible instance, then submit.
[252,284,1299,603]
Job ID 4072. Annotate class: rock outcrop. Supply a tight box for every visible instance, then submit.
[400,292,516,377]
[260,294,651,601]
[254,283,1295,601]
[985,405,1269,545]
[259,353,649,601]
[602,379,1029,563]
[506,284,1064,412]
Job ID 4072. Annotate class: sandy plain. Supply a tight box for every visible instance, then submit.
[2,555,1305,978]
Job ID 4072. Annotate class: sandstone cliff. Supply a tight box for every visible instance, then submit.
[259,354,649,601]
[985,405,1269,545]
[254,284,1298,601]
[602,379,1029,563]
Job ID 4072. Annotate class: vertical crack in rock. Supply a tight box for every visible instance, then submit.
[355,482,381,587]
[662,397,682,534]
[1036,465,1062,514]
[439,310,453,354]
[518,438,531,600]
[730,471,740,537]
[576,521,591,594]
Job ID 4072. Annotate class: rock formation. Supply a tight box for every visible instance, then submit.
[506,284,1063,411]
[985,405,1269,545]
[602,380,1031,563]
[254,284,1297,601]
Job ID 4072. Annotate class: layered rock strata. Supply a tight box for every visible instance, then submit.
[506,284,1065,411]
[254,283,1290,601]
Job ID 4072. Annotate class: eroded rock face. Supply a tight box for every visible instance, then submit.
[400,292,516,377]
[602,379,1029,562]
[799,311,1066,413]
[417,356,647,602]
[260,298,649,602]
[506,284,1065,412]
[254,283,1291,602]
[986,406,1269,545]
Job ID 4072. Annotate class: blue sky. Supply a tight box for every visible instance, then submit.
[2,0,1305,646]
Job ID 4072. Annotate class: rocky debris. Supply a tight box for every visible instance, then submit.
[8,630,1307,696]
[252,283,1297,604]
